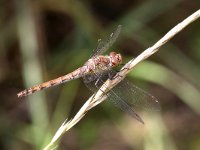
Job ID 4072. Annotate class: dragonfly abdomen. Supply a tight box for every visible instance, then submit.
[17,67,87,97]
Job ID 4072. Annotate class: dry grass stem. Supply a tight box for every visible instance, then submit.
[44,9,200,150]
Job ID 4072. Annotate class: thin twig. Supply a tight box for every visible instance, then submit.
[44,9,200,150]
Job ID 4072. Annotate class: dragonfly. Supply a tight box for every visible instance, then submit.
[17,25,160,123]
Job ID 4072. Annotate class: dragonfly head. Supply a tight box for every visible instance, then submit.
[109,52,122,67]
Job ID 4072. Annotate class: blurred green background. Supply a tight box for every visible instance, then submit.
[0,0,200,150]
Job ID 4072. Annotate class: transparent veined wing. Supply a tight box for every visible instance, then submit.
[91,25,122,57]
[83,69,160,123]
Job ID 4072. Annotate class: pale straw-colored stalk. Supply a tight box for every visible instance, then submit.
[44,9,200,150]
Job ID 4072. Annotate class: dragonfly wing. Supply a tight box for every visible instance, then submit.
[83,72,109,92]
[112,77,161,111]
[82,71,144,123]
[108,89,144,124]
[89,39,105,58]
[91,25,122,57]
[83,73,100,91]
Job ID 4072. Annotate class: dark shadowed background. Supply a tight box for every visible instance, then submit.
[0,0,200,150]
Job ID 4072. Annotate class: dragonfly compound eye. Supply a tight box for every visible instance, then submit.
[109,52,122,67]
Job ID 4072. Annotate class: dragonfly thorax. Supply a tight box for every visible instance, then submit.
[84,52,122,74]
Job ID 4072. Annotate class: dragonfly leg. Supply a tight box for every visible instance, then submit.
[108,71,117,79]
[95,75,102,87]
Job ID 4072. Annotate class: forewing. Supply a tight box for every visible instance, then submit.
[82,70,144,124]
[112,77,161,111]
[91,25,122,57]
